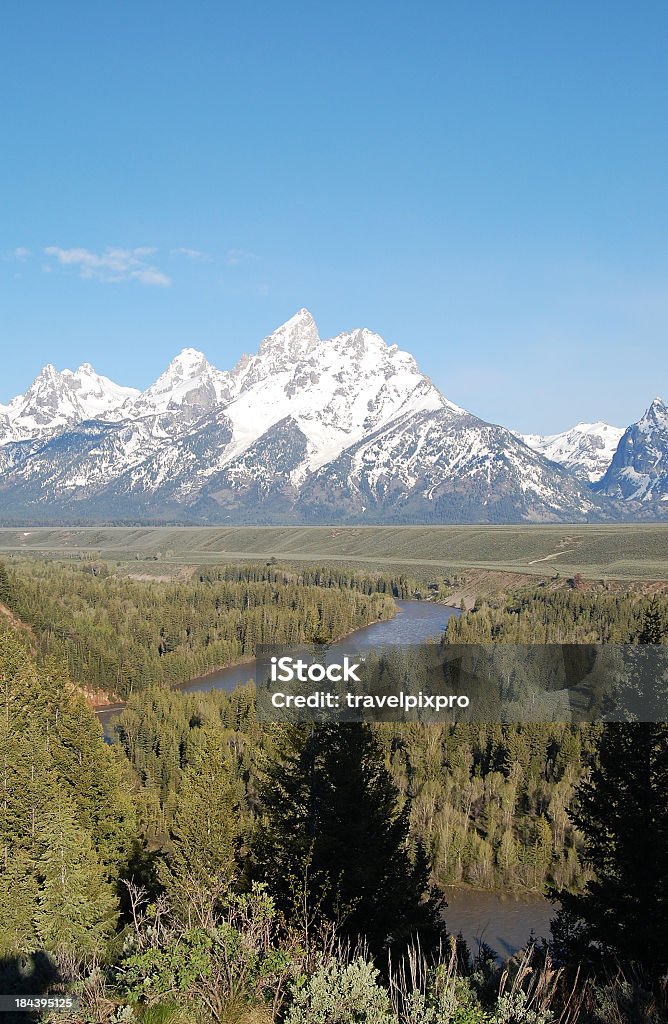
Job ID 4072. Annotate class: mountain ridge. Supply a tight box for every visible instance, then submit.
[519,421,625,482]
[0,310,665,523]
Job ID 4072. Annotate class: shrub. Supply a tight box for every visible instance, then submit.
[285,957,393,1024]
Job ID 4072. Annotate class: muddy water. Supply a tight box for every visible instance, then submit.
[443,888,555,960]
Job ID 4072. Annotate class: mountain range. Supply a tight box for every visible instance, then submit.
[0,309,666,524]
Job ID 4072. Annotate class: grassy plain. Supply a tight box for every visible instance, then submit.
[0,524,667,582]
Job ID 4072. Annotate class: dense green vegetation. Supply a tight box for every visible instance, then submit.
[114,684,595,894]
[0,630,138,963]
[1,561,667,1022]
[448,586,668,644]
[2,561,417,697]
[255,722,447,958]
[551,722,668,978]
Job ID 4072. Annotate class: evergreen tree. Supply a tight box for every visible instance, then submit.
[0,562,10,605]
[34,794,118,958]
[638,599,666,644]
[551,723,668,976]
[256,723,446,957]
[162,728,244,925]
[0,629,134,958]
[0,851,39,955]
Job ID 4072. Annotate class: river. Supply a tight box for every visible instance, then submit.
[98,598,555,959]
[97,599,459,727]
[443,889,555,960]
[185,598,461,694]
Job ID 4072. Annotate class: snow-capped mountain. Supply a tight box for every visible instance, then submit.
[217,311,453,479]
[0,311,663,523]
[520,422,624,482]
[595,398,668,505]
[0,363,138,445]
[118,347,234,430]
[297,408,599,524]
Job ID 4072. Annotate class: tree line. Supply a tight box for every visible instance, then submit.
[0,560,417,698]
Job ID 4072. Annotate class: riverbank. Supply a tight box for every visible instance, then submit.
[96,599,460,724]
[95,601,401,715]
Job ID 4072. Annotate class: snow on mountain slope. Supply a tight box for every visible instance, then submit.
[0,363,139,445]
[0,311,457,512]
[519,422,624,482]
[298,407,601,523]
[0,309,648,523]
[219,311,452,479]
[118,347,233,428]
[595,398,668,504]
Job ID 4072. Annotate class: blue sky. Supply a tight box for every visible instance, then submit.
[1,0,666,433]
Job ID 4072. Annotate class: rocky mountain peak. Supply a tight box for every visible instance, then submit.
[642,397,667,426]
[120,347,232,426]
[256,309,320,364]
[595,397,668,503]
[520,420,624,482]
[0,314,665,522]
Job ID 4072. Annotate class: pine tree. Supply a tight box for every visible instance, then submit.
[163,727,244,925]
[256,723,446,957]
[551,723,668,976]
[0,851,39,955]
[44,662,138,873]
[34,793,118,957]
[638,600,666,644]
[0,562,10,606]
[0,629,134,958]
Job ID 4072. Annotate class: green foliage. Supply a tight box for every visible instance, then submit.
[256,723,446,956]
[161,727,245,925]
[400,974,491,1024]
[552,723,668,977]
[114,681,595,898]
[447,587,668,645]
[117,881,293,1022]
[0,560,11,604]
[120,927,214,999]
[4,561,667,1021]
[285,958,394,1024]
[488,991,552,1023]
[34,793,119,956]
[5,561,403,697]
[638,599,667,644]
[0,628,138,961]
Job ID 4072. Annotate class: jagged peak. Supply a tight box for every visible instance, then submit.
[34,363,59,381]
[257,309,320,358]
[139,347,224,393]
[166,347,210,370]
[639,396,668,426]
[327,326,420,373]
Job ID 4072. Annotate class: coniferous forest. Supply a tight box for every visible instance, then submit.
[0,557,667,1023]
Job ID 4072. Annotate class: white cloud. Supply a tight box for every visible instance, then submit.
[43,246,171,286]
[132,267,172,286]
[226,248,257,267]
[170,247,208,261]
[2,247,31,262]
